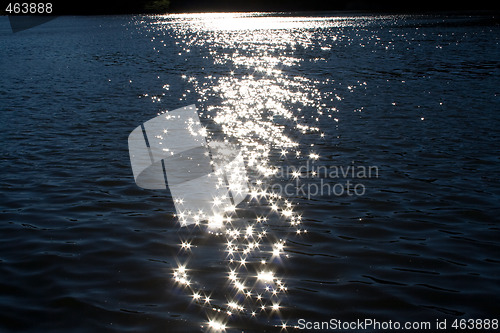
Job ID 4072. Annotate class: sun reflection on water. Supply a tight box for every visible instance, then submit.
[134,12,377,331]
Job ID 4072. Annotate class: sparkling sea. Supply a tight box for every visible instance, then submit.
[0,13,499,332]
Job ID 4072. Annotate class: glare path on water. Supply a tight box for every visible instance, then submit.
[136,13,375,331]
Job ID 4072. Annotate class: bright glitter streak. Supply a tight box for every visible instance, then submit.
[208,319,226,331]
[235,281,245,291]
[142,11,338,330]
[257,271,275,282]
[208,214,224,229]
[309,152,319,160]
[212,196,223,206]
[273,242,285,256]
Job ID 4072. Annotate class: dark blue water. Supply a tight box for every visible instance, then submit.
[1,13,499,332]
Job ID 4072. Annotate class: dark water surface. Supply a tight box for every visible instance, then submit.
[1,13,499,332]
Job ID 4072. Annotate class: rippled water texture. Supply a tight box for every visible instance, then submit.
[1,13,499,332]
